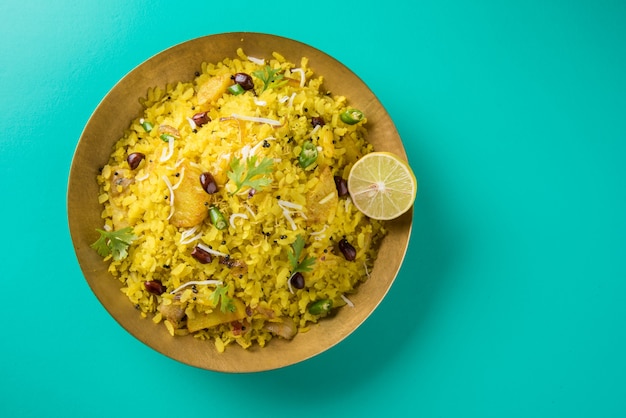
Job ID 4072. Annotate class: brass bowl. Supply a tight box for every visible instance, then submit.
[67,32,412,372]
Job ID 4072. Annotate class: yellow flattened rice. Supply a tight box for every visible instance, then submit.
[94,49,387,352]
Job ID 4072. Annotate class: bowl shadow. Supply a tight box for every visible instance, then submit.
[229,184,455,398]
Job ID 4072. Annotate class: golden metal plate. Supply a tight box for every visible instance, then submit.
[67,32,412,372]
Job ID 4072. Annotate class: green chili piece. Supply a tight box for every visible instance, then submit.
[308,299,333,315]
[160,133,174,142]
[227,84,245,95]
[141,120,153,132]
[298,140,318,169]
[340,109,364,125]
[209,206,227,230]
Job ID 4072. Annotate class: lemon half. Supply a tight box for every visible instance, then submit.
[347,152,417,220]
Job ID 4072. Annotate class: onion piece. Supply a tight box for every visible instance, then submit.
[341,294,355,308]
[278,199,303,210]
[291,68,306,87]
[282,209,297,231]
[244,203,256,219]
[278,199,307,229]
[186,116,197,130]
[318,192,335,205]
[240,144,251,161]
[180,225,198,240]
[229,213,249,229]
[159,124,180,137]
[196,243,228,258]
[159,137,174,162]
[170,280,223,295]
[230,113,282,126]
[180,225,202,245]
[247,55,265,65]
[171,166,185,190]
[309,225,328,237]
[182,232,203,245]
[250,140,265,156]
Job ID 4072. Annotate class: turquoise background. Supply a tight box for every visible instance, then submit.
[2,0,625,417]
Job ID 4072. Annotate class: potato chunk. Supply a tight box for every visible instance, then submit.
[170,162,210,228]
[187,299,246,333]
[263,317,297,340]
[197,74,232,105]
[158,301,185,329]
[306,166,338,225]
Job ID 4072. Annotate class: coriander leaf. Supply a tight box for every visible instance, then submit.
[294,256,315,275]
[227,156,245,188]
[227,155,273,195]
[209,285,236,313]
[287,249,298,270]
[288,235,305,269]
[288,235,316,275]
[252,65,288,93]
[91,227,137,261]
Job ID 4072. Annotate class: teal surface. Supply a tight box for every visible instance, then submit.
[2,1,625,417]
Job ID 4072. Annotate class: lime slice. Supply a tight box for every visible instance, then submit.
[347,152,417,220]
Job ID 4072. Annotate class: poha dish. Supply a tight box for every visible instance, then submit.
[92,48,386,352]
